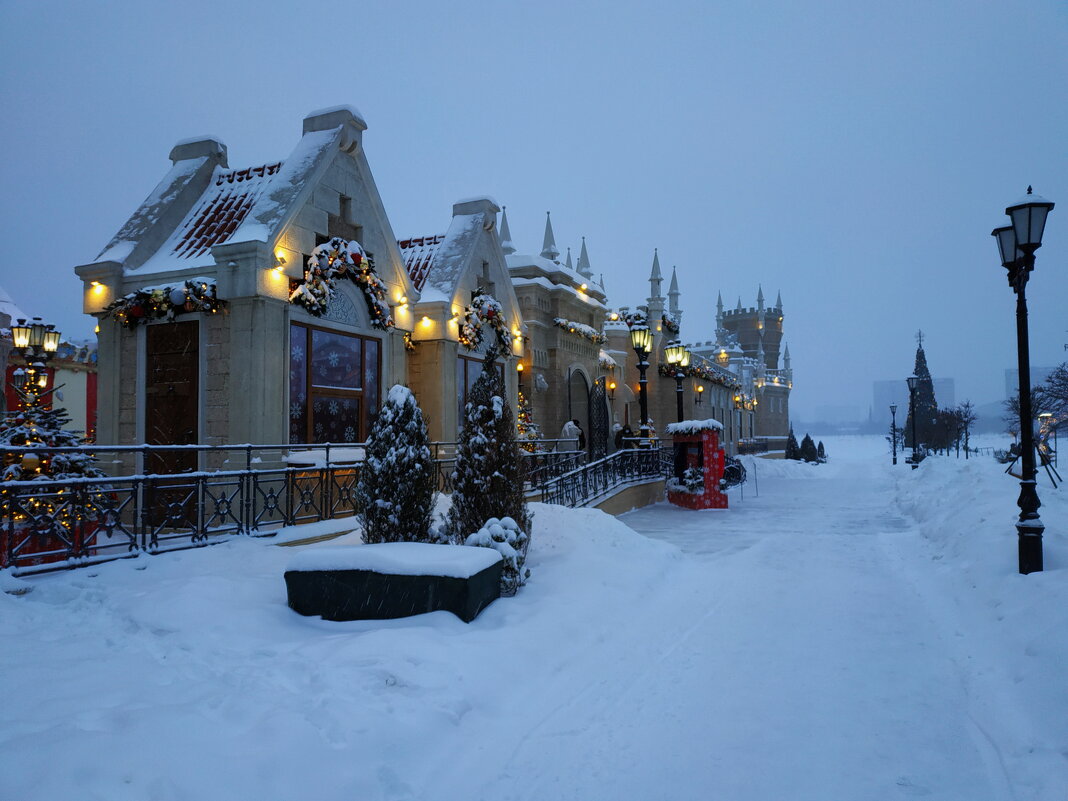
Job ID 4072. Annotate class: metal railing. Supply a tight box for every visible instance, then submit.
[540,446,668,508]
[1,440,586,575]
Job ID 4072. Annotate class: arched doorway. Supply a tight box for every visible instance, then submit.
[567,369,589,449]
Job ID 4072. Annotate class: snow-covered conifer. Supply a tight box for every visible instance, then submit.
[800,433,819,463]
[445,347,532,592]
[785,427,801,461]
[355,385,436,543]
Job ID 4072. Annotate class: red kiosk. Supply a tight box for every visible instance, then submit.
[665,419,728,510]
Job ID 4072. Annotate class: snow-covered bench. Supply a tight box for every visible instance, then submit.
[284,542,503,623]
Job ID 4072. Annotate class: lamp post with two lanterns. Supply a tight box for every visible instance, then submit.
[991,186,1055,575]
[664,340,691,423]
[10,317,62,407]
[629,323,653,441]
[906,375,920,470]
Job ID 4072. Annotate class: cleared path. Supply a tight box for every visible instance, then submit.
[431,454,1010,800]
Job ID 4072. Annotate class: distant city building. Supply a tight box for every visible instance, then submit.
[1005,367,1056,398]
[873,377,955,418]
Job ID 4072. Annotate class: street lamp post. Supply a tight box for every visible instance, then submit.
[993,186,1055,575]
[906,375,920,470]
[9,317,62,410]
[664,340,690,423]
[890,403,898,465]
[630,324,652,442]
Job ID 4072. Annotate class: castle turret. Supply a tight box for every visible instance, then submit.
[576,236,593,278]
[540,211,559,261]
[499,205,515,255]
[716,291,724,329]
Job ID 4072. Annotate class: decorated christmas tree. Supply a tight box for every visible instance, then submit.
[1,381,104,482]
[354,385,436,544]
[904,332,939,449]
[516,389,542,452]
[445,347,532,594]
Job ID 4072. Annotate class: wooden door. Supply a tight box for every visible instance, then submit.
[145,322,199,475]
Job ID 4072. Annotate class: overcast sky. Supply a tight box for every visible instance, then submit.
[1,0,1065,420]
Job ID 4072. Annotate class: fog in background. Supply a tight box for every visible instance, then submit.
[2,0,1066,421]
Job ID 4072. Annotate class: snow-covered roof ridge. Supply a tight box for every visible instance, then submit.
[665,418,724,434]
[0,284,28,323]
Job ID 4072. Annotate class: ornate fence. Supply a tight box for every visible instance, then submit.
[1,441,584,575]
[539,446,668,508]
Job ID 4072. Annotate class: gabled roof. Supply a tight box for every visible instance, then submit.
[167,163,282,262]
[398,234,446,292]
[104,126,344,275]
[397,209,489,300]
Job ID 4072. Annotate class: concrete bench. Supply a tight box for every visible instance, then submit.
[284,542,503,623]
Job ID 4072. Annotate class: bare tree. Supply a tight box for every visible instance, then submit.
[957,400,977,459]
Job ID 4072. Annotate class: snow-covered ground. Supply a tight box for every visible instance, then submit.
[1,436,1064,800]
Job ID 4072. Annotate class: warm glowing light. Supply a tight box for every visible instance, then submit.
[420,316,432,327]
[609,381,616,390]
[94,324,101,334]
[516,363,524,372]
[697,386,704,393]
[91,281,105,294]
[580,283,588,291]
[610,312,619,321]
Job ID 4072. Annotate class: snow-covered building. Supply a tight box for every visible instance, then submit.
[689,287,793,443]
[505,211,614,456]
[75,107,418,468]
[398,198,524,443]
[604,253,737,449]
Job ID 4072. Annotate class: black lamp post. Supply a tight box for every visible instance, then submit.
[906,375,919,470]
[630,324,652,441]
[890,403,898,465]
[993,186,1055,575]
[664,340,690,422]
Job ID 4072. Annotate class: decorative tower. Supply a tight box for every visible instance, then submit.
[540,211,559,261]
[564,246,573,271]
[499,205,515,255]
[668,265,682,330]
[576,236,593,279]
[646,249,665,325]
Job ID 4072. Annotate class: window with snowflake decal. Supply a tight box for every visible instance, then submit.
[290,323,380,444]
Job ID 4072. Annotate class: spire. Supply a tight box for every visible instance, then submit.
[649,249,663,299]
[736,296,743,312]
[668,266,680,314]
[576,236,593,277]
[499,205,515,255]
[784,342,791,369]
[775,289,782,309]
[716,292,724,327]
[565,246,573,271]
[757,285,765,312]
[540,211,559,261]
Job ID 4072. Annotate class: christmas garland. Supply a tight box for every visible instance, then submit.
[458,289,511,351]
[622,310,647,329]
[658,360,741,389]
[553,317,606,345]
[661,314,680,335]
[290,237,394,330]
[102,279,224,329]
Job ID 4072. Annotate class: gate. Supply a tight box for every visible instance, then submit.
[589,377,609,460]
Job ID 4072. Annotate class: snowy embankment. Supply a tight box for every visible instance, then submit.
[0,502,686,800]
[1,438,1065,800]
[887,449,1068,797]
